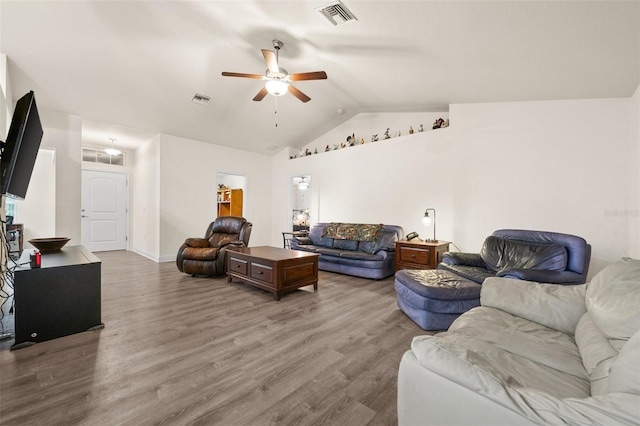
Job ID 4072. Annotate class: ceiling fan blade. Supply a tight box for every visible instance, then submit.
[288,85,311,103]
[261,49,279,73]
[253,87,268,102]
[290,71,328,82]
[221,72,263,79]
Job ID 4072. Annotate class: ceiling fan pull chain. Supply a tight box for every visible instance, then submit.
[274,96,278,128]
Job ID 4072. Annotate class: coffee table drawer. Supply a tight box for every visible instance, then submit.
[229,257,248,275]
[250,262,273,283]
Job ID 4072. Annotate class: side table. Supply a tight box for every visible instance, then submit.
[395,240,450,271]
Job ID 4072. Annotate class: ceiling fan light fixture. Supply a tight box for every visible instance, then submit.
[104,138,121,156]
[265,79,289,96]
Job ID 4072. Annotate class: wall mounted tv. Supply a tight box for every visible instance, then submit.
[1,91,44,199]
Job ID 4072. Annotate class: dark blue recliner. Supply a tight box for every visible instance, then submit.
[395,229,591,330]
[438,229,591,285]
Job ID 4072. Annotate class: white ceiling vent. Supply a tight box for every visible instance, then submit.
[316,1,357,26]
[191,93,211,105]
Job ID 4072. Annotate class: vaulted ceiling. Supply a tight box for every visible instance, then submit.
[1,1,638,154]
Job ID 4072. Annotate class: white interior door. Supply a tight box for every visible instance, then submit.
[81,170,127,252]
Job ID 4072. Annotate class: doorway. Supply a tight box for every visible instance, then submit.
[81,170,128,251]
[291,175,311,231]
[216,173,246,218]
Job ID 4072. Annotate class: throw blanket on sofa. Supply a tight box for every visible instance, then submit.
[322,223,383,242]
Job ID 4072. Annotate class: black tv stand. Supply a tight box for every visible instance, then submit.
[10,245,103,350]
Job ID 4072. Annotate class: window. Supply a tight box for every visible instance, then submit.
[82,147,125,166]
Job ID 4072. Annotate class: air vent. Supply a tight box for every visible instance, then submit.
[191,93,211,105]
[316,1,357,26]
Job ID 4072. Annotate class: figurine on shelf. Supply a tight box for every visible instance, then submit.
[433,118,445,129]
[360,138,365,144]
[409,126,414,134]
[396,131,401,137]
[314,148,318,154]
[340,142,346,149]
[371,134,379,142]
[347,133,356,147]
[305,149,311,156]
[419,124,424,132]
[325,144,330,152]
[442,119,450,128]
[383,128,391,139]
[333,144,339,150]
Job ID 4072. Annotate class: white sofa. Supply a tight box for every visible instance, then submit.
[398,258,640,426]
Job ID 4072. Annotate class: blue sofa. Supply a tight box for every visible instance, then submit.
[291,222,404,279]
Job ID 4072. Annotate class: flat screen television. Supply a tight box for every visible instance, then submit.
[1,91,44,199]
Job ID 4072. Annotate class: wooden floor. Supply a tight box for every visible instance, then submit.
[0,250,430,426]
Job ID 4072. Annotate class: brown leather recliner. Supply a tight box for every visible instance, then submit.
[176,216,252,276]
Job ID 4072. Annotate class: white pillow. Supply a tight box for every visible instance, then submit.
[586,258,640,340]
[608,330,640,395]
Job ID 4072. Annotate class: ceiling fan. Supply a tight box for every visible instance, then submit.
[222,39,327,103]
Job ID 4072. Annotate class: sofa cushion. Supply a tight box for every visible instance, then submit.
[356,229,398,254]
[308,224,334,248]
[338,250,383,261]
[575,313,618,377]
[412,315,590,401]
[586,257,640,340]
[450,307,589,382]
[481,277,586,335]
[333,239,359,250]
[480,236,568,273]
[395,280,480,313]
[437,263,496,284]
[396,269,482,300]
[316,248,344,257]
[608,330,640,395]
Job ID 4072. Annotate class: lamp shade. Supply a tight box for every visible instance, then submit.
[265,80,289,96]
[423,208,437,242]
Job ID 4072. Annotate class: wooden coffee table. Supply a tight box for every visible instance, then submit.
[227,246,320,300]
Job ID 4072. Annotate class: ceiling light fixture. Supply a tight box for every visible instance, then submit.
[298,177,310,190]
[265,79,289,96]
[104,138,121,156]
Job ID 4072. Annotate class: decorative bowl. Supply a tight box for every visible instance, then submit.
[28,237,71,253]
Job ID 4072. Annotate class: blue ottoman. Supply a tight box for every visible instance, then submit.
[394,269,482,330]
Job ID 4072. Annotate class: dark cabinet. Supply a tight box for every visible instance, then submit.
[11,245,102,350]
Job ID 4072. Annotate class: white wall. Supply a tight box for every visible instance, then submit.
[13,149,55,245]
[131,135,160,260]
[271,98,638,278]
[0,52,10,265]
[37,108,83,244]
[135,134,272,262]
[300,111,449,155]
[630,84,640,258]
